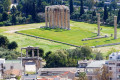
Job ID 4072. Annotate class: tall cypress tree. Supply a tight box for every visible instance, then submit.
[117,9,120,24]
[69,0,74,14]
[103,5,108,22]
[80,0,84,16]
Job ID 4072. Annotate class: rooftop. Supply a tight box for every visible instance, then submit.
[87,60,106,68]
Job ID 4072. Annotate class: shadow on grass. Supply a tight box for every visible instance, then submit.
[38,27,68,32]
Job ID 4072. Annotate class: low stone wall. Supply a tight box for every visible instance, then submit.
[15,32,81,48]
[82,35,108,41]
[15,32,120,48]
[95,42,120,48]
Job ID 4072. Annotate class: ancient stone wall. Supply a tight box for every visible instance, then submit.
[45,5,70,30]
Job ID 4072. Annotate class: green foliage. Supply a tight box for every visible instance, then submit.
[81,46,92,59]
[0,22,4,26]
[79,72,88,80]
[94,51,103,60]
[117,9,120,24]
[3,0,11,12]
[0,35,9,48]
[80,0,84,16]
[11,14,17,25]
[103,5,108,22]
[2,12,9,21]
[8,41,18,50]
[0,47,20,60]
[16,76,21,80]
[45,46,92,67]
[69,0,74,14]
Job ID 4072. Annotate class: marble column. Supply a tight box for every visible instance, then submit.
[45,8,48,27]
[97,13,100,36]
[26,49,28,58]
[52,9,54,28]
[60,9,63,29]
[32,49,34,58]
[59,9,61,28]
[37,49,39,58]
[65,10,68,29]
[62,9,65,29]
[114,16,117,39]
[48,8,50,28]
[67,10,70,30]
[58,9,60,28]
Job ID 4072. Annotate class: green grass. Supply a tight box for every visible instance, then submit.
[0,23,71,53]
[19,21,120,46]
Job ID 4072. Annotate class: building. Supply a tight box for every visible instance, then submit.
[77,60,92,68]
[86,60,106,80]
[1,60,22,79]
[105,52,120,80]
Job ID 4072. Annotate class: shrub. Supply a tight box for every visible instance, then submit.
[0,35,9,48]
[4,21,12,26]
[8,41,18,50]
[0,22,4,26]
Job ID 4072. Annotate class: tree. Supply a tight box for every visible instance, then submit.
[111,0,117,11]
[3,0,11,11]
[92,10,96,16]
[8,41,18,50]
[87,0,95,10]
[36,0,42,12]
[0,35,9,48]
[95,52,103,60]
[118,9,120,24]
[81,46,92,59]
[94,66,112,80]
[44,51,52,60]
[2,12,9,21]
[80,0,84,16]
[46,50,68,67]
[11,14,17,25]
[103,5,108,22]
[14,0,17,3]
[11,6,17,14]
[78,72,88,80]
[0,4,4,13]
[69,0,74,14]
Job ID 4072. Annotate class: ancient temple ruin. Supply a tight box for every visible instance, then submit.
[114,16,117,39]
[45,5,70,30]
[97,13,100,36]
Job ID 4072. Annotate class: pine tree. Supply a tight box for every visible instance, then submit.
[117,9,120,24]
[80,0,84,16]
[103,5,108,22]
[92,10,96,16]
[69,0,74,14]
[37,0,42,12]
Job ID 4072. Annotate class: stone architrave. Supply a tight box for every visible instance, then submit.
[97,13,100,36]
[114,16,117,39]
[45,5,70,30]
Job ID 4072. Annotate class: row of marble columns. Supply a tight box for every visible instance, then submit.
[97,14,117,39]
[45,6,70,30]
[25,49,39,58]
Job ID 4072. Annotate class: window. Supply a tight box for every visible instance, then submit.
[109,67,112,70]
[110,78,112,80]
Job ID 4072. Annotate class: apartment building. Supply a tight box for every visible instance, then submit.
[105,52,120,80]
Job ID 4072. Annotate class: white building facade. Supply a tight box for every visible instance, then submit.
[106,52,120,80]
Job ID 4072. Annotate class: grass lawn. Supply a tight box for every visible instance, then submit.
[18,21,120,46]
[0,23,72,53]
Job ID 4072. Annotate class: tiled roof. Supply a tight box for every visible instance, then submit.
[4,69,21,76]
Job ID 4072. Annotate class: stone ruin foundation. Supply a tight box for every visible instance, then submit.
[45,5,70,30]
